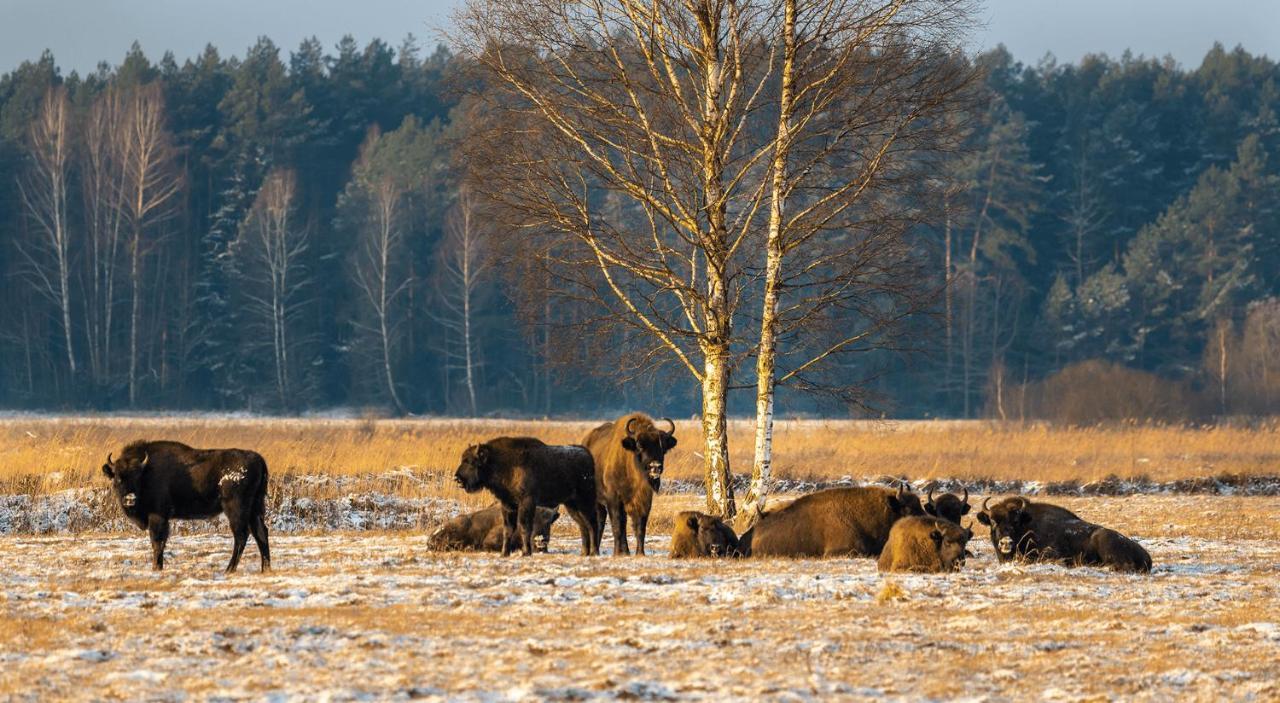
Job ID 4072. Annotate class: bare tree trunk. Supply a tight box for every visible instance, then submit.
[18,86,77,380]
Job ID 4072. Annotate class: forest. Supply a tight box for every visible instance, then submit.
[0,36,1277,419]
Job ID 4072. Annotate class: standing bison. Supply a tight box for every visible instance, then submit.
[454,437,600,556]
[740,485,924,558]
[428,504,560,553]
[976,496,1152,572]
[581,413,677,556]
[669,511,742,558]
[101,440,270,572]
[877,516,973,573]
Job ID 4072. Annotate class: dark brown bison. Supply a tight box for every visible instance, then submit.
[454,437,600,556]
[101,440,270,572]
[581,413,677,556]
[739,485,924,558]
[923,486,971,524]
[976,496,1152,573]
[669,511,742,558]
[877,516,973,573]
[428,504,560,553]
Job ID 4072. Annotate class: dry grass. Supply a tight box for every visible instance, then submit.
[2,416,1277,495]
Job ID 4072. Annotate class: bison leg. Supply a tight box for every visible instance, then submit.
[607,502,629,556]
[250,512,271,572]
[224,504,251,574]
[147,514,169,571]
[631,511,650,556]
[564,506,596,556]
[593,504,608,551]
[500,505,519,557]
[517,500,537,557]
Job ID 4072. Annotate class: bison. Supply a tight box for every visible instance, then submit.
[101,440,270,573]
[877,516,973,573]
[739,485,924,558]
[669,511,742,558]
[454,437,600,556]
[581,413,677,556]
[428,504,560,553]
[923,486,971,524]
[975,496,1152,573]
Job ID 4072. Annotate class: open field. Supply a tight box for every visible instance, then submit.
[1,494,1279,701]
[1,416,1279,533]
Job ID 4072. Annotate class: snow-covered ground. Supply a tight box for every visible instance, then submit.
[1,495,1278,701]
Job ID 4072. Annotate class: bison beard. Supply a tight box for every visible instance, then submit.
[877,516,973,573]
[740,485,924,558]
[669,511,743,558]
[101,440,270,573]
[454,437,600,556]
[428,504,559,553]
[976,496,1153,573]
[581,413,677,556]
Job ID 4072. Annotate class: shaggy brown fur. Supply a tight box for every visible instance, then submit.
[428,504,559,553]
[877,516,972,573]
[976,496,1152,572]
[581,413,676,556]
[669,511,742,558]
[740,486,924,558]
[454,437,599,556]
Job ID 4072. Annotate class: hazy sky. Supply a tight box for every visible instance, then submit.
[1,0,1277,75]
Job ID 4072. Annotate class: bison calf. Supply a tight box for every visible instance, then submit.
[740,485,924,558]
[669,511,742,558]
[101,440,270,573]
[429,504,560,553]
[976,496,1152,573]
[877,516,973,573]
[454,437,600,556]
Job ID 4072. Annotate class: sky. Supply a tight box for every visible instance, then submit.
[0,0,1277,76]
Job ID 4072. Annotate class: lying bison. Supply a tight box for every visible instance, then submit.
[101,440,270,572]
[923,486,971,524]
[740,485,924,558]
[877,516,973,573]
[454,437,600,556]
[429,504,560,553]
[669,511,742,558]
[582,414,677,556]
[976,496,1152,572]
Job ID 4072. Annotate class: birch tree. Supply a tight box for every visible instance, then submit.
[80,87,129,390]
[435,187,490,416]
[117,83,183,406]
[16,85,77,380]
[234,168,311,408]
[457,0,781,516]
[740,0,977,523]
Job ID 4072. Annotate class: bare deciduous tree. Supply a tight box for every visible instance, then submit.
[16,85,77,380]
[235,168,311,408]
[117,83,183,406]
[435,187,490,416]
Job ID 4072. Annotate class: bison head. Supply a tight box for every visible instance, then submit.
[454,444,492,493]
[976,496,1034,562]
[621,417,677,487]
[532,508,560,552]
[924,486,971,524]
[932,520,974,571]
[688,513,741,557]
[887,483,925,517]
[101,449,149,512]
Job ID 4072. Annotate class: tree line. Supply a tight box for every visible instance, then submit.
[0,29,1277,429]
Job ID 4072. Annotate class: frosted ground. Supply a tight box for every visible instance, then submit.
[1,495,1278,701]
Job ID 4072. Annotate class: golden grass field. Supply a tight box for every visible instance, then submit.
[1,415,1279,700]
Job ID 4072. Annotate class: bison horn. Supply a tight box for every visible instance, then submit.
[961,486,969,504]
[140,452,149,467]
[660,417,675,435]
[625,417,640,436]
[1013,496,1028,511]
[106,452,113,465]
[926,486,936,505]
[982,496,992,511]
[896,483,907,500]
